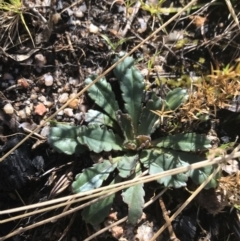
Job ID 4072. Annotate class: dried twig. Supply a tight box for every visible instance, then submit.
[120,1,141,37]
[149,165,222,241]
[159,197,179,241]
[84,188,168,241]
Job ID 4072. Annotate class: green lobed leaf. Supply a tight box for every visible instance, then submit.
[138,92,162,135]
[117,154,139,178]
[141,148,218,189]
[81,175,121,225]
[82,193,115,225]
[152,133,212,152]
[48,124,87,155]
[122,174,145,224]
[141,149,189,188]
[72,160,117,193]
[85,77,119,121]
[113,54,135,80]
[189,165,219,189]
[165,87,189,110]
[77,125,123,153]
[85,109,116,128]
[118,66,145,135]
[116,110,135,141]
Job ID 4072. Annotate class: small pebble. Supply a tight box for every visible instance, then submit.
[63,83,71,92]
[30,93,37,99]
[38,95,47,102]
[41,126,50,137]
[44,101,54,108]
[58,93,69,104]
[25,106,31,116]
[79,3,87,12]
[69,77,79,86]
[74,9,84,18]
[57,110,64,115]
[18,78,29,88]
[68,98,79,109]
[44,74,54,86]
[52,13,62,24]
[74,113,83,121]
[34,103,47,116]
[35,54,47,67]
[89,23,99,33]
[64,108,74,117]
[18,109,27,120]
[3,103,14,115]
[18,122,32,129]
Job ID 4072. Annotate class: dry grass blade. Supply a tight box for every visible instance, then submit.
[0,171,149,224]
[225,0,240,30]
[149,165,222,241]
[2,145,237,217]
[1,145,240,240]
[159,197,179,241]
[0,0,35,47]
[84,188,168,241]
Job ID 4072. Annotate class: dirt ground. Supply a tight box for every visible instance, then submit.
[0,0,240,240]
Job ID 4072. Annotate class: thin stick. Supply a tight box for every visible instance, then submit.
[225,0,240,31]
[0,172,149,240]
[149,165,221,241]
[84,188,168,241]
[159,197,179,241]
[120,1,141,37]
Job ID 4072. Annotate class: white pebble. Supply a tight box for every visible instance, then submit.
[38,95,46,102]
[69,77,79,86]
[25,106,31,116]
[18,122,32,129]
[44,74,54,86]
[30,94,37,100]
[74,9,83,18]
[41,126,50,137]
[44,101,54,107]
[69,93,77,99]
[79,3,87,12]
[74,113,83,121]
[89,23,99,33]
[18,109,27,119]
[57,110,64,116]
[67,8,73,16]
[64,108,74,117]
[58,93,69,104]
[52,13,61,24]
[3,103,14,114]
[35,54,46,67]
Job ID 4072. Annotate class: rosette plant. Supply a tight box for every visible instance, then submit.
[48,53,217,225]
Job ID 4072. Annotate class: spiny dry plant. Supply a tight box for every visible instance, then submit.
[170,62,240,124]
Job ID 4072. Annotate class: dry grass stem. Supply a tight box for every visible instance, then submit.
[84,188,168,241]
[149,165,222,241]
[1,144,240,239]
